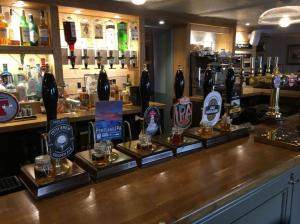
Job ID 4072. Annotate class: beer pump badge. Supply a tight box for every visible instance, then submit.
[0,92,19,123]
[174,97,192,129]
[48,118,74,160]
[95,101,122,141]
[144,106,160,136]
[201,91,222,126]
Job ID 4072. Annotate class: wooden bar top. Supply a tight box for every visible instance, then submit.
[1,116,300,223]
[0,102,165,134]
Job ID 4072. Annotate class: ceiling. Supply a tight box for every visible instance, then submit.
[116,0,300,27]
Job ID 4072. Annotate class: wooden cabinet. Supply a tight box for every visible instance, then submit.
[196,165,300,224]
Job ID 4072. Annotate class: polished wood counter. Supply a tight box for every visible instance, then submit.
[0,102,165,134]
[190,86,300,102]
[1,117,300,223]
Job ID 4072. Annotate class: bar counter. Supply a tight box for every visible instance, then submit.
[1,116,300,223]
[190,86,300,102]
[0,102,165,134]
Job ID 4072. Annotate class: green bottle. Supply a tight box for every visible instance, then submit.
[28,14,38,46]
[117,21,128,53]
[19,10,30,46]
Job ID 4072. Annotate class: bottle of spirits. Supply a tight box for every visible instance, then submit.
[105,20,116,50]
[27,67,38,98]
[42,72,58,129]
[265,56,272,85]
[140,64,151,114]
[28,14,39,46]
[1,64,15,91]
[0,6,8,45]
[94,19,103,39]
[97,65,110,101]
[39,10,49,47]
[117,21,128,53]
[130,21,138,50]
[20,10,30,46]
[63,19,77,69]
[203,64,213,99]
[16,64,28,102]
[174,65,185,100]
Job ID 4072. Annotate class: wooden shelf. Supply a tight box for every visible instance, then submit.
[0,46,53,55]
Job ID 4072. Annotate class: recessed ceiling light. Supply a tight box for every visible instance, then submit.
[159,20,165,25]
[114,15,121,19]
[73,10,82,14]
[131,0,146,5]
[13,1,25,7]
[279,16,291,27]
[245,22,250,26]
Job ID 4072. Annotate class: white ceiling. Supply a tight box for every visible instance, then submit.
[116,0,300,26]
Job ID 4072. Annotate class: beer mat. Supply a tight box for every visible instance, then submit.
[254,127,300,151]
[152,134,200,147]
[19,159,90,199]
[152,134,203,156]
[75,149,137,180]
[116,140,173,167]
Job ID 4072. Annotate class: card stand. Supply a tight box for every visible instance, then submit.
[116,140,173,168]
[19,159,90,200]
[75,149,137,181]
[152,134,203,156]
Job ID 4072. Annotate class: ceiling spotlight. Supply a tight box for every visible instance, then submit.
[131,0,146,5]
[279,16,291,27]
[245,22,250,26]
[114,15,121,19]
[13,1,25,7]
[159,20,165,25]
[73,10,82,14]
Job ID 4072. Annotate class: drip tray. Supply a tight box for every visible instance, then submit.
[20,159,90,200]
[116,140,173,168]
[75,149,137,181]
[152,134,203,156]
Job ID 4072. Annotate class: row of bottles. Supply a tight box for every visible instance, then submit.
[0,6,49,46]
[0,58,48,102]
[62,14,138,54]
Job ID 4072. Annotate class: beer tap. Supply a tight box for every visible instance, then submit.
[203,64,213,99]
[118,52,126,69]
[81,49,89,69]
[95,50,102,69]
[265,56,282,121]
[107,50,115,69]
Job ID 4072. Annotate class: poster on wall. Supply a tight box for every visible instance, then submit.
[95,101,123,141]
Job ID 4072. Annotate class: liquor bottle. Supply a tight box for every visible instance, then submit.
[130,21,138,50]
[27,67,38,98]
[174,65,185,100]
[16,67,28,102]
[35,64,42,98]
[42,72,58,128]
[203,64,213,99]
[140,64,151,114]
[225,65,235,105]
[0,6,8,45]
[63,19,77,69]
[105,20,116,50]
[20,10,30,46]
[265,56,272,85]
[28,14,39,46]
[39,10,49,47]
[1,64,15,91]
[7,9,19,45]
[94,19,103,39]
[117,21,128,53]
[97,65,110,101]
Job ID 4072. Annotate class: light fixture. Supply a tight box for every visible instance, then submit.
[245,22,250,26]
[73,9,82,14]
[258,6,300,27]
[13,1,25,7]
[131,0,146,5]
[159,20,165,25]
[279,16,291,27]
[114,15,121,19]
